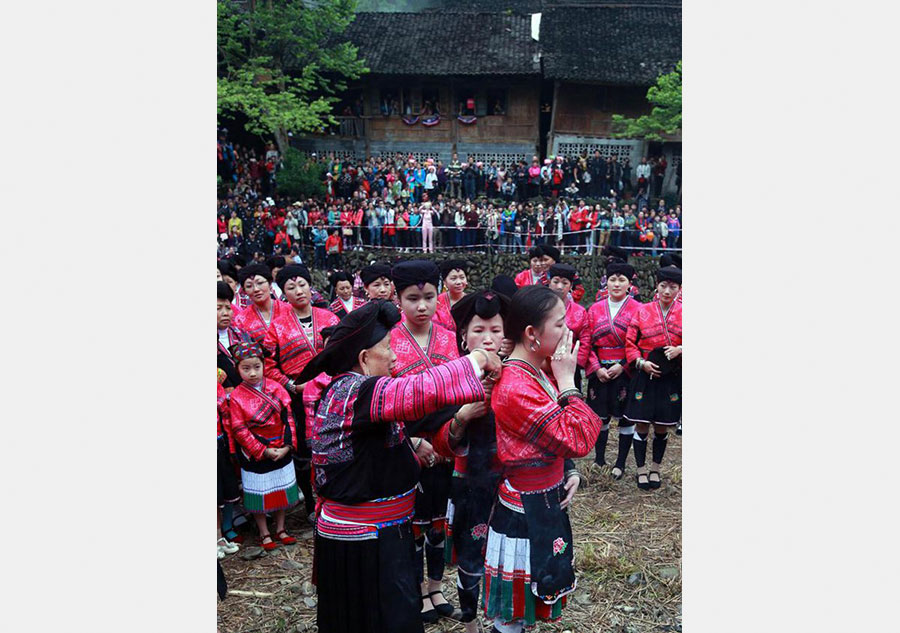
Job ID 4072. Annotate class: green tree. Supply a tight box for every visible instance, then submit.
[611,61,681,141]
[277,148,326,199]
[217,0,368,154]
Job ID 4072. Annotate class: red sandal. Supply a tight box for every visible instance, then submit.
[275,530,297,545]
[260,533,280,551]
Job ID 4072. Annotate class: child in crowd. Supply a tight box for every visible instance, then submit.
[228,341,300,551]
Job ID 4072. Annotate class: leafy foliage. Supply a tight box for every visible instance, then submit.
[217,0,368,152]
[612,61,681,141]
[276,148,326,199]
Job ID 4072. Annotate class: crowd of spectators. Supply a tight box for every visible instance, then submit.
[217,133,682,269]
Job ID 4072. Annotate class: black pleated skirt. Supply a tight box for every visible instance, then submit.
[622,369,682,425]
[586,371,630,421]
[314,522,424,633]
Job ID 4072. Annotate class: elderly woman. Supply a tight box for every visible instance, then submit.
[262,264,340,520]
[296,301,502,633]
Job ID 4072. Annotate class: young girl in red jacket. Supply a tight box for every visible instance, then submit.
[228,341,300,550]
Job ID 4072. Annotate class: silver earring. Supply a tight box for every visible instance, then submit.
[461,339,469,351]
[535,338,542,349]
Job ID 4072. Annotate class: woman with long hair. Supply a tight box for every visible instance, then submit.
[328,270,365,319]
[389,260,460,623]
[262,264,340,521]
[232,263,290,344]
[443,290,509,633]
[623,265,682,490]
[584,258,643,478]
[484,286,603,632]
[433,259,469,332]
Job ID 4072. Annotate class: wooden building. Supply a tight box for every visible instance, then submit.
[542,3,682,194]
[291,1,682,191]
[291,11,542,166]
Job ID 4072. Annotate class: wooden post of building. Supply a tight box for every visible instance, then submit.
[450,79,458,156]
[548,80,559,158]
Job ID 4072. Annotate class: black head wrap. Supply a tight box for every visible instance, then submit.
[660,253,683,269]
[391,260,440,294]
[217,281,234,302]
[237,263,273,287]
[657,265,682,285]
[217,259,238,281]
[490,274,518,299]
[266,256,286,271]
[328,271,353,300]
[548,264,577,282]
[451,290,510,355]
[542,245,561,263]
[296,300,401,384]
[602,245,630,261]
[440,259,468,280]
[276,264,312,290]
[606,260,635,279]
[328,271,352,287]
[360,263,392,286]
[527,245,544,260]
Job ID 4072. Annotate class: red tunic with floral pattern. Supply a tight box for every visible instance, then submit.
[624,300,683,366]
[233,299,291,344]
[583,295,643,375]
[228,379,297,461]
[490,359,603,492]
[262,306,340,388]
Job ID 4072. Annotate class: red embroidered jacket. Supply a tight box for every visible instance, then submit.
[432,292,460,332]
[490,359,602,492]
[390,322,459,378]
[228,379,297,461]
[329,295,366,320]
[217,382,234,453]
[584,296,643,375]
[263,306,340,388]
[563,299,591,369]
[233,299,291,344]
[625,300,683,366]
[514,268,547,288]
[310,356,486,505]
[390,322,463,461]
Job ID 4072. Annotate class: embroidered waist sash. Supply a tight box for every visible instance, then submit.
[498,479,525,514]
[316,488,416,541]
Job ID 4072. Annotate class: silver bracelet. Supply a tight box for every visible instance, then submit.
[557,388,581,403]
[413,438,423,451]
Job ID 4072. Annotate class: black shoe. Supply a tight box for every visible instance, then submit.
[636,472,651,490]
[676,422,682,436]
[421,595,439,624]
[611,466,624,480]
[428,591,455,618]
[648,470,662,489]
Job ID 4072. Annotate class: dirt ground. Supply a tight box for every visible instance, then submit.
[217,433,681,633]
